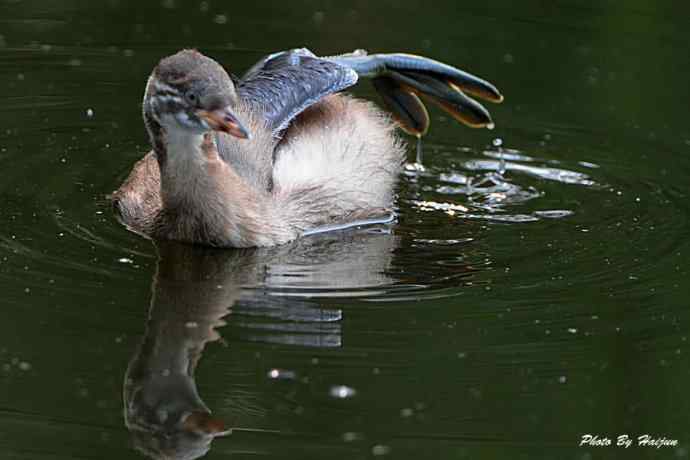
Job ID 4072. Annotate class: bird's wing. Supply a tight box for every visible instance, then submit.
[239,48,503,138]
[238,48,358,134]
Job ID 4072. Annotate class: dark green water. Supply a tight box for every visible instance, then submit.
[1,1,689,459]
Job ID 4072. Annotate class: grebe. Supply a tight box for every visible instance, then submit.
[112,48,502,247]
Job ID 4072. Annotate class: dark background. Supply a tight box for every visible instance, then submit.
[0,1,688,459]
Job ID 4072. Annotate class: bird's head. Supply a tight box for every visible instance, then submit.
[143,49,250,141]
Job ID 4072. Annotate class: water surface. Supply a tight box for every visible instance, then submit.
[1,1,689,459]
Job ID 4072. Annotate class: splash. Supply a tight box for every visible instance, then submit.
[410,143,596,222]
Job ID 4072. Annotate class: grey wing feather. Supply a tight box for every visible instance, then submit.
[238,48,358,134]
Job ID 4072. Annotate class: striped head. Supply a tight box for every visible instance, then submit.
[143,49,249,146]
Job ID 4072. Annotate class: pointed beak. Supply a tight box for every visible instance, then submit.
[197,107,250,139]
[182,411,227,436]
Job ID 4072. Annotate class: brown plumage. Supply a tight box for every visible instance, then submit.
[112,49,502,248]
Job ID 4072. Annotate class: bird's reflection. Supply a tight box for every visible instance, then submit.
[123,229,399,460]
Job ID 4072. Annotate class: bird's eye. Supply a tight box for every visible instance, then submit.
[185,90,198,104]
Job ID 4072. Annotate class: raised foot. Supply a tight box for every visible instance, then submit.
[328,52,503,136]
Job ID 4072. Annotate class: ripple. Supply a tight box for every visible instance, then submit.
[0,84,685,341]
[401,143,600,228]
[482,148,536,162]
[463,159,596,186]
[234,296,343,347]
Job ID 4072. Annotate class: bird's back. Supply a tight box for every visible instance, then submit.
[271,94,405,231]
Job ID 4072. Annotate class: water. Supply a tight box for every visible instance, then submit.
[1,1,689,459]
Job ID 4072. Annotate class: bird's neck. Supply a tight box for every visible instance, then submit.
[157,128,212,207]
[152,126,290,247]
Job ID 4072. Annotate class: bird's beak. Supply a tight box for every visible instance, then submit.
[182,411,227,436]
[197,107,250,139]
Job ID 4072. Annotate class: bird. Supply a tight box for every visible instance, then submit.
[111,48,502,248]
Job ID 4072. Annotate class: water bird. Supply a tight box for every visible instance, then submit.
[112,48,502,247]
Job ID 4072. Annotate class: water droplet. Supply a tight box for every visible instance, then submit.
[267,368,296,380]
[156,408,169,423]
[117,257,133,264]
[372,444,391,456]
[558,375,567,383]
[313,11,325,25]
[86,108,94,118]
[492,138,503,147]
[329,385,356,399]
[567,328,578,334]
[342,432,361,442]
